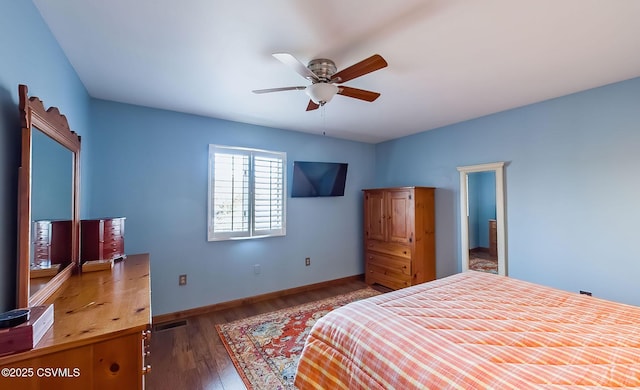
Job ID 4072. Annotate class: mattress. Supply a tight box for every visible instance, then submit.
[294,271,640,389]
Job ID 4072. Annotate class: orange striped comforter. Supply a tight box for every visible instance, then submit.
[294,271,640,389]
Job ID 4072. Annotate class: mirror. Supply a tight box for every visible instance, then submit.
[17,84,81,308]
[457,162,506,276]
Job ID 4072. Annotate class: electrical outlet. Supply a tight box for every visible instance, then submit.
[254,264,261,274]
[179,274,187,286]
[305,257,311,266]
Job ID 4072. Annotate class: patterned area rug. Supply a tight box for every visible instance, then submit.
[216,288,380,390]
[469,257,498,274]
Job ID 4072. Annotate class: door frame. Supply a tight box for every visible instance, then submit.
[457,162,507,275]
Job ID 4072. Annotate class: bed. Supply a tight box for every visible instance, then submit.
[294,271,640,389]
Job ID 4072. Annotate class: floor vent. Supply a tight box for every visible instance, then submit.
[154,319,188,332]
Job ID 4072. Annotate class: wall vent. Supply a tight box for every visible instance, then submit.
[153,319,188,332]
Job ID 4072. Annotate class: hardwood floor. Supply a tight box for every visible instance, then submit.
[146,279,370,390]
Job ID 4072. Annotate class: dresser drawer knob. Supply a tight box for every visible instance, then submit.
[142,365,152,375]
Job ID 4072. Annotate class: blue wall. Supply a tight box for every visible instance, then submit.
[376,77,640,306]
[88,100,376,315]
[0,1,90,311]
[3,1,639,316]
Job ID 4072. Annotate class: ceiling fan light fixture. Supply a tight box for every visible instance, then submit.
[306,83,338,105]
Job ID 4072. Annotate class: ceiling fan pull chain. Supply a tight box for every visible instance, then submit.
[321,105,327,136]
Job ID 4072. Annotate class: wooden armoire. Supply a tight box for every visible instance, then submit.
[363,186,436,290]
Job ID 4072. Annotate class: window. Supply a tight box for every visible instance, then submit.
[208,145,286,241]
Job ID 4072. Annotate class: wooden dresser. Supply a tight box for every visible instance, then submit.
[363,187,436,290]
[0,254,151,390]
[81,217,126,262]
[32,220,72,266]
[488,219,497,258]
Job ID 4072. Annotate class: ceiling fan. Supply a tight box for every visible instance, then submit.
[252,53,388,111]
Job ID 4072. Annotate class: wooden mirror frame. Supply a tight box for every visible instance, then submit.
[457,162,507,276]
[17,84,81,308]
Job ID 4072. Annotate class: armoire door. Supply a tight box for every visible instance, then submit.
[364,190,385,241]
[386,189,414,244]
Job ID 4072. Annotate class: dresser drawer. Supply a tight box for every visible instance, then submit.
[33,224,50,241]
[34,245,50,253]
[366,240,411,259]
[33,225,49,237]
[104,218,123,228]
[102,245,124,259]
[33,247,50,260]
[104,230,122,243]
[103,233,120,243]
[33,234,50,244]
[105,223,122,234]
[104,220,123,242]
[104,235,122,247]
[103,245,120,257]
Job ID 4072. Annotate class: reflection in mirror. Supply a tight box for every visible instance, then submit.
[458,162,506,276]
[467,172,497,273]
[29,128,74,295]
[17,84,81,308]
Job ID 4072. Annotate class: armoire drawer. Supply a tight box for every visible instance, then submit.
[365,251,412,289]
[366,240,411,259]
[366,251,412,276]
[366,268,410,290]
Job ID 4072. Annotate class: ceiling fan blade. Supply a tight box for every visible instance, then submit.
[338,86,381,102]
[331,54,388,84]
[273,53,319,82]
[252,86,306,94]
[306,100,320,111]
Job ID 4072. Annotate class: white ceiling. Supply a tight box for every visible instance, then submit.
[33,0,640,143]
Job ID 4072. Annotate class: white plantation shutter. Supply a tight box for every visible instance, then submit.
[208,145,286,240]
[253,153,284,235]
[212,151,249,238]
